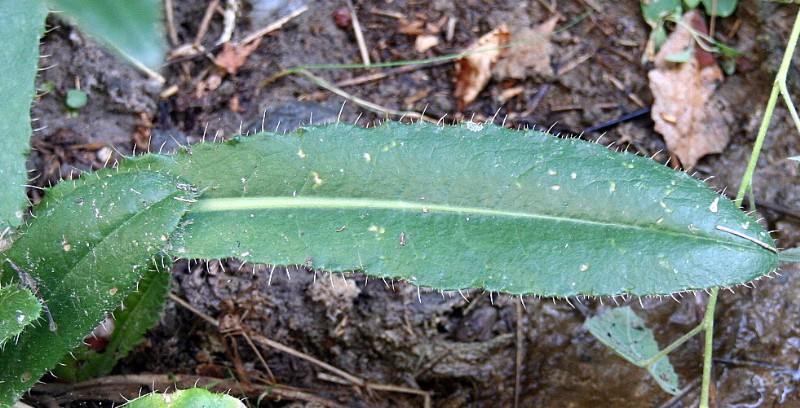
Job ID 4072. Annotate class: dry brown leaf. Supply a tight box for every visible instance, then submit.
[492,16,559,81]
[453,25,510,109]
[214,39,262,75]
[648,10,730,169]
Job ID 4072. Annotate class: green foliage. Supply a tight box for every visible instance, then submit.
[641,0,682,27]
[0,286,42,347]
[0,120,780,402]
[123,388,246,408]
[0,1,48,231]
[0,1,167,400]
[53,266,172,382]
[585,306,679,395]
[120,122,775,296]
[47,0,165,68]
[0,171,194,404]
[701,0,738,17]
[640,0,740,59]
[65,89,88,110]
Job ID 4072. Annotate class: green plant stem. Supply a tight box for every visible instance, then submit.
[735,6,800,205]
[699,288,719,408]
[643,322,706,369]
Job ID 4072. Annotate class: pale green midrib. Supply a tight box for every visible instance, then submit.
[193,196,765,252]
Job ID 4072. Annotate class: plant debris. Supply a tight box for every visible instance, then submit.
[492,15,559,81]
[647,10,731,169]
[214,39,262,75]
[453,25,510,109]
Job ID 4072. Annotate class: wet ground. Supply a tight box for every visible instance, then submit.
[24,0,800,406]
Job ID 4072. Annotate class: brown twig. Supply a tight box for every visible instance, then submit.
[238,5,308,46]
[164,0,179,46]
[334,60,449,88]
[603,72,645,108]
[296,69,438,123]
[194,0,220,49]
[29,374,347,408]
[556,53,593,76]
[170,291,431,406]
[346,0,371,66]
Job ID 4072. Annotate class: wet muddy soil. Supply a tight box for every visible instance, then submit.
[24,0,800,406]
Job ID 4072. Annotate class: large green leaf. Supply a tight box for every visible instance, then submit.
[121,121,777,297]
[47,0,165,68]
[0,171,193,404]
[0,1,47,230]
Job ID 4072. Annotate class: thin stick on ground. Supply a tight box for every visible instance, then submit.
[30,374,348,408]
[169,291,432,407]
[346,0,371,66]
[164,0,179,46]
[334,60,450,88]
[297,69,438,123]
[193,0,220,49]
[238,5,309,46]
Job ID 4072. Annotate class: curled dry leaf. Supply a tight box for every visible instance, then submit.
[492,15,559,81]
[453,25,509,109]
[214,39,262,75]
[648,10,730,169]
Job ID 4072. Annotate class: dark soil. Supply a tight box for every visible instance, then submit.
[23,0,800,406]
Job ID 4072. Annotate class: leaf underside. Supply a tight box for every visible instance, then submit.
[585,306,680,395]
[0,171,193,404]
[116,121,777,297]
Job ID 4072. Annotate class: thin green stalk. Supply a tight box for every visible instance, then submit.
[735,7,800,205]
[699,288,719,408]
[644,322,706,369]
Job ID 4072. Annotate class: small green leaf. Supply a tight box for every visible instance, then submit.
[683,0,701,8]
[121,121,777,297]
[585,306,680,395]
[665,45,694,62]
[652,25,668,50]
[641,0,682,26]
[47,0,165,68]
[124,388,246,408]
[0,171,194,405]
[0,0,47,230]
[701,0,738,16]
[40,80,56,95]
[65,89,88,109]
[0,286,42,346]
